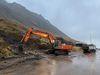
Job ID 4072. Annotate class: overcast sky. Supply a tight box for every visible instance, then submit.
[6,0,100,47]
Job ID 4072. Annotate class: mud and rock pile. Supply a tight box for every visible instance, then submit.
[0,19,39,58]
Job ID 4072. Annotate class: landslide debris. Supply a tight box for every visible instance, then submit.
[0,19,37,58]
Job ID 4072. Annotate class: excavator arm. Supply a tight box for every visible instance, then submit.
[21,27,55,45]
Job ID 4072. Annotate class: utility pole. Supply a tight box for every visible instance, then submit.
[90,33,92,44]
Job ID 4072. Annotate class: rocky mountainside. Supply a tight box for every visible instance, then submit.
[0,0,74,42]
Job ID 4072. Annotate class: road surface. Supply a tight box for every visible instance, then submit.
[0,50,100,75]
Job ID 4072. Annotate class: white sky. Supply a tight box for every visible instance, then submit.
[6,0,100,47]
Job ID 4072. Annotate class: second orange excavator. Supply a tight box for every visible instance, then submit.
[20,27,73,55]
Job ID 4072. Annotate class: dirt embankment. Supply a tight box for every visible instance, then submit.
[0,19,42,58]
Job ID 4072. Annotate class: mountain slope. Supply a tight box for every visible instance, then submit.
[0,0,74,42]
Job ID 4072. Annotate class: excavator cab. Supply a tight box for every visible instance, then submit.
[53,39,59,47]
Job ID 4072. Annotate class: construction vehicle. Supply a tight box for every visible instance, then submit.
[20,27,73,55]
[75,42,96,53]
[88,44,96,53]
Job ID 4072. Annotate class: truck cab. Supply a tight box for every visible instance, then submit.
[88,44,96,53]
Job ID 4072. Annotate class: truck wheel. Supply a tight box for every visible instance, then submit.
[47,50,55,54]
[83,49,89,53]
[54,52,58,56]
[66,51,69,55]
[54,50,59,56]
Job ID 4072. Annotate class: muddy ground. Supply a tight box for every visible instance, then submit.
[0,50,100,75]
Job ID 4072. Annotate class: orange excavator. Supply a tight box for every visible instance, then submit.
[20,27,73,55]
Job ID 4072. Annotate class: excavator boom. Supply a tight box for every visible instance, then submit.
[21,27,55,44]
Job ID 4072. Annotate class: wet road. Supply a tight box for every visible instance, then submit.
[0,50,100,75]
